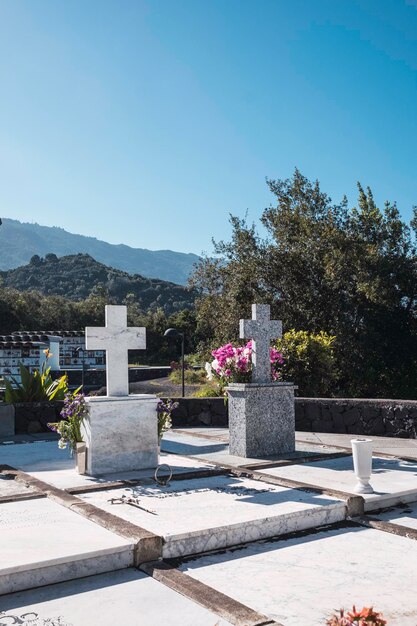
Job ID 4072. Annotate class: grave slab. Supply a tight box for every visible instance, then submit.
[0,475,39,499]
[258,455,417,510]
[372,500,417,530]
[162,430,346,467]
[297,431,417,459]
[180,524,417,626]
[0,568,233,626]
[0,440,213,490]
[78,474,346,557]
[0,498,134,594]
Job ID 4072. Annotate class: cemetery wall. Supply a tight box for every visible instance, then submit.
[3,396,417,437]
[295,397,417,438]
[8,401,64,434]
[168,397,417,438]
[169,397,228,427]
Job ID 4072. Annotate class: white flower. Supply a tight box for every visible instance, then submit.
[205,361,213,381]
[58,439,67,449]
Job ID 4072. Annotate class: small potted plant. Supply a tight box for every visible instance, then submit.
[48,388,88,474]
[327,606,387,625]
[156,399,179,452]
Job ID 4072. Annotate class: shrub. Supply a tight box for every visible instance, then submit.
[192,384,223,398]
[275,329,337,397]
[5,361,68,403]
[168,368,206,385]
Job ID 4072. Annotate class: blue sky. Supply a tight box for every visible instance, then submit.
[0,0,416,254]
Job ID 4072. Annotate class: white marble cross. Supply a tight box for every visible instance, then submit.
[85,305,146,397]
[240,304,282,384]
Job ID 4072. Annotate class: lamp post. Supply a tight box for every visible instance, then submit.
[73,346,85,390]
[164,328,185,397]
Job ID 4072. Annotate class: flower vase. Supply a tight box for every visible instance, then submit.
[75,442,87,475]
[351,438,374,494]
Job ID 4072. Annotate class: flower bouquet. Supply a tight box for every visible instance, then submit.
[48,388,88,454]
[205,340,284,395]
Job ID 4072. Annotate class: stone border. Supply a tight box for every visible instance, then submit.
[352,514,417,541]
[0,492,45,504]
[141,560,282,626]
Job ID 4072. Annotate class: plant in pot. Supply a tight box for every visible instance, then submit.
[157,399,179,449]
[47,388,88,474]
[327,606,387,625]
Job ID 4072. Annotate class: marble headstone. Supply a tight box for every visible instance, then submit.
[82,305,158,475]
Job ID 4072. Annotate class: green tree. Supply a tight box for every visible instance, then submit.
[190,170,417,398]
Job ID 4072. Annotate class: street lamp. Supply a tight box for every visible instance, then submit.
[164,328,185,397]
[73,347,85,390]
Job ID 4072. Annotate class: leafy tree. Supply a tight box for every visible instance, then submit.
[190,170,417,398]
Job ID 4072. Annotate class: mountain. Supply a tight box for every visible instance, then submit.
[0,253,195,314]
[0,218,200,284]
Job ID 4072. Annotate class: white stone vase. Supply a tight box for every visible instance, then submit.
[75,441,87,475]
[351,438,374,494]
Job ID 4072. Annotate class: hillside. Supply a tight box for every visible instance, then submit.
[0,218,199,284]
[0,253,195,314]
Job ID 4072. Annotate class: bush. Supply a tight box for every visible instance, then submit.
[5,362,68,403]
[275,329,337,397]
[168,368,206,385]
[192,384,223,398]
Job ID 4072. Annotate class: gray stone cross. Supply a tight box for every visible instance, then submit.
[239,304,282,384]
[85,305,146,397]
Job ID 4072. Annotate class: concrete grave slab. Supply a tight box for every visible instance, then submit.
[0,440,214,490]
[0,568,233,626]
[78,474,346,558]
[0,474,39,500]
[297,431,417,460]
[0,498,134,594]
[258,455,417,511]
[372,500,417,530]
[179,524,417,626]
[162,430,348,467]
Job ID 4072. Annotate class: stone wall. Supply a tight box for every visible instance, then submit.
[295,398,417,438]
[13,401,64,434]
[167,397,228,428]
[168,397,417,438]
[4,396,417,438]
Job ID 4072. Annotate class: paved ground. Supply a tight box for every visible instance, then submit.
[1,428,417,625]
